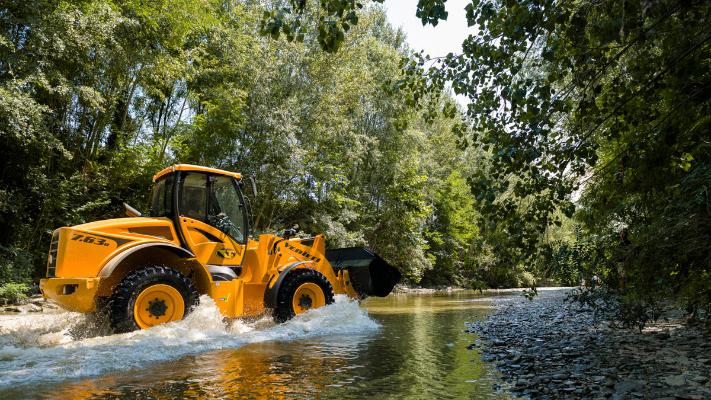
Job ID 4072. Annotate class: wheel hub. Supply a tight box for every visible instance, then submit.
[147,298,168,318]
[298,294,313,309]
[133,283,185,329]
[291,281,327,315]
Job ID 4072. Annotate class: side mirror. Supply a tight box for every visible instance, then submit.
[248,175,258,197]
[124,202,142,217]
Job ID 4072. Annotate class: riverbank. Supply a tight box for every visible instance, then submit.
[392,284,467,294]
[467,289,711,399]
[0,294,59,314]
[392,284,566,295]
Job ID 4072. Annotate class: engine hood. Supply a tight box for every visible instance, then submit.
[70,217,178,243]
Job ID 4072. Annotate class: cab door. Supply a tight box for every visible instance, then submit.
[176,172,248,268]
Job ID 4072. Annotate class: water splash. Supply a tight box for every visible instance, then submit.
[0,295,378,386]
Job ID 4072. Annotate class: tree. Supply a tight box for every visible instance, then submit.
[1,1,484,287]
[265,0,711,307]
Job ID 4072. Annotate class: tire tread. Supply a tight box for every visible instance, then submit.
[107,265,198,333]
[274,269,334,323]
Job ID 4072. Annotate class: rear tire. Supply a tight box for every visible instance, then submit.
[108,266,199,333]
[274,269,334,323]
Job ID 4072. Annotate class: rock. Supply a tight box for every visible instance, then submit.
[688,375,708,384]
[663,375,686,387]
[674,394,705,400]
[29,298,45,306]
[656,332,671,340]
[468,288,711,400]
[27,303,42,312]
[614,380,644,393]
[3,306,21,313]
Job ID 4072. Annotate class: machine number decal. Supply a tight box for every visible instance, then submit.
[71,234,110,246]
[283,242,321,263]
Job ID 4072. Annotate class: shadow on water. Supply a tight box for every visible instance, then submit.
[0,291,510,399]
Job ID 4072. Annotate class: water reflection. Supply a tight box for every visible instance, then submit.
[2,291,509,399]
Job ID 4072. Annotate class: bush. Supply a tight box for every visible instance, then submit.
[477,264,540,288]
[0,282,30,305]
[518,271,536,288]
[0,245,35,285]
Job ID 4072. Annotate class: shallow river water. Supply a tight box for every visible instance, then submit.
[0,291,510,399]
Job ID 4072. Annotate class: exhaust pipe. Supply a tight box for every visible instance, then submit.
[326,247,401,297]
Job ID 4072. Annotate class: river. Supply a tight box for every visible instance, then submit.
[0,291,511,399]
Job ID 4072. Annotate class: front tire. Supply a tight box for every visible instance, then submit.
[274,269,335,323]
[108,266,199,333]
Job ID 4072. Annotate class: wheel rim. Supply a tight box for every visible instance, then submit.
[133,284,185,329]
[292,282,326,314]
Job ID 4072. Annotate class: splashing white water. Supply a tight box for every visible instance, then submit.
[0,295,378,386]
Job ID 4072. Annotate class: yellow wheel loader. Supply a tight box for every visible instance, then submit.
[39,164,400,332]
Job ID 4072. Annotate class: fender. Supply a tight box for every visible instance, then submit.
[263,261,312,309]
[98,242,196,278]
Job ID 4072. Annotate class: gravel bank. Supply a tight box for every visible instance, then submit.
[1,294,59,314]
[467,289,711,399]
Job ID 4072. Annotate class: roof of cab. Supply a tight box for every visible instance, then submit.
[152,164,242,182]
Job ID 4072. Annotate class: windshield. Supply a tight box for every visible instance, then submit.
[208,175,246,243]
[178,172,247,243]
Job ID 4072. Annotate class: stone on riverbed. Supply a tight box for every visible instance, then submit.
[663,375,686,387]
[467,289,711,399]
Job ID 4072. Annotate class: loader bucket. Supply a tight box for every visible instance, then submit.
[326,247,401,297]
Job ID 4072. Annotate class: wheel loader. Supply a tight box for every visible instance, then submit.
[40,164,400,332]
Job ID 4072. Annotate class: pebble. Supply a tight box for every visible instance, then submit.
[466,289,711,399]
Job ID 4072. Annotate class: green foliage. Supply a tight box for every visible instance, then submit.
[8,0,705,304]
[270,1,711,311]
[0,283,30,304]
[543,225,615,287]
[0,1,494,287]
[415,0,448,26]
[0,246,35,285]
[522,286,537,301]
[421,171,478,286]
[259,0,385,52]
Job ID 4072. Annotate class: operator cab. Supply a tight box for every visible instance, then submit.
[149,165,250,280]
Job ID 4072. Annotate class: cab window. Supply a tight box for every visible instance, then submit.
[149,175,173,217]
[208,175,246,243]
[179,173,208,221]
[178,172,247,243]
